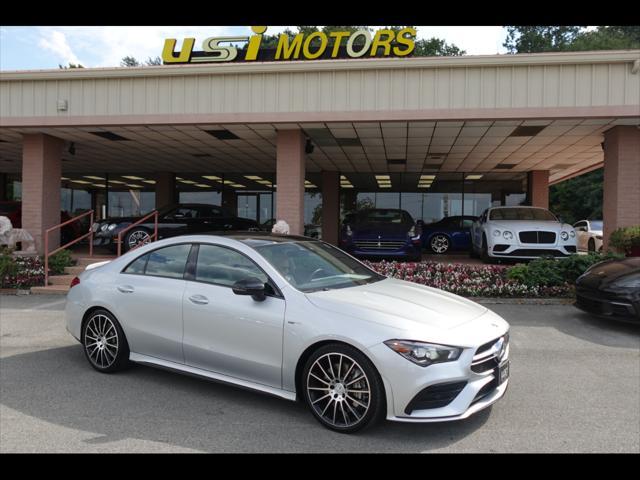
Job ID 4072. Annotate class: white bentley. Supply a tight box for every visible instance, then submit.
[470,206,577,262]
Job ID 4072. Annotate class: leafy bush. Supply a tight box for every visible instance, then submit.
[46,249,75,275]
[609,225,640,254]
[506,252,624,287]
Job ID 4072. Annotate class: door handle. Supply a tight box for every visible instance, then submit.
[188,294,209,305]
[117,285,134,293]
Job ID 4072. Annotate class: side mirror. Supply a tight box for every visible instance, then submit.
[232,277,266,302]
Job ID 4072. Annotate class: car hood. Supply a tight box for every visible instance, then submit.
[578,257,640,289]
[351,222,412,236]
[487,220,570,231]
[306,278,492,337]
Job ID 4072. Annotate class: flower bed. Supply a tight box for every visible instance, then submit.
[0,255,45,289]
[362,260,573,298]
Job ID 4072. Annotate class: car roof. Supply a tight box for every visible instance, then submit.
[200,231,315,244]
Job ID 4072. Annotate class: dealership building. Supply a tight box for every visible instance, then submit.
[0,49,639,254]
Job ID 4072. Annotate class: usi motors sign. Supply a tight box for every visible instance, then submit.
[162,26,416,64]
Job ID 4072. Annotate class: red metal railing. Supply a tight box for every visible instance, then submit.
[44,210,94,287]
[116,210,159,257]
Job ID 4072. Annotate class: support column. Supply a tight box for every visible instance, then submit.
[222,187,237,214]
[527,170,549,209]
[603,126,640,250]
[276,129,305,235]
[154,172,177,209]
[321,171,340,245]
[22,134,63,254]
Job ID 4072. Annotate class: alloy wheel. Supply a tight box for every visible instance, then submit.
[431,235,450,254]
[127,230,150,249]
[306,353,371,429]
[84,314,119,369]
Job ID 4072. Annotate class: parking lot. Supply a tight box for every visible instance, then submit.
[0,294,638,453]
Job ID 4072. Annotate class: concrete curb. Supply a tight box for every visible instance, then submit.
[472,297,575,305]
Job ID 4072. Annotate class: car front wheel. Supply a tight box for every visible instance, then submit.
[82,309,130,373]
[430,234,450,254]
[302,343,385,433]
[125,228,151,252]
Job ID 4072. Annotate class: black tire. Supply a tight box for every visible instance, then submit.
[124,228,151,252]
[82,309,131,373]
[430,234,450,254]
[302,343,386,434]
[588,238,595,252]
[481,234,493,264]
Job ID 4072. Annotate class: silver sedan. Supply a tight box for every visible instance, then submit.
[66,233,510,433]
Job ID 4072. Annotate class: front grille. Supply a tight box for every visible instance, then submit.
[404,381,467,414]
[576,294,637,319]
[519,231,556,244]
[354,240,406,250]
[493,248,568,257]
[471,333,509,374]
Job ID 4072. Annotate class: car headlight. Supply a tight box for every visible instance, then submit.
[100,224,109,232]
[611,274,640,288]
[107,223,117,231]
[493,230,501,237]
[91,222,100,232]
[384,340,462,367]
[560,231,569,241]
[569,230,575,238]
[407,226,415,237]
[345,225,353,237]
[503,230,513,240]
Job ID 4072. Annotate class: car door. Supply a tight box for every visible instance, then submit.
[115,243,192,364]
[182,243,285,388]
[158,206,200,238]
[461,217,475,249]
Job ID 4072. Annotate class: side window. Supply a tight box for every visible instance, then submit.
[144,244,191,279]
[195,244,268,288]
[124,254,148,274]
[462,219,474,229]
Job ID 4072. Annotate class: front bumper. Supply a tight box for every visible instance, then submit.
[368,330,510,422]
[488,243,576,259]
[575,287,640,322]
[340,241,421,259]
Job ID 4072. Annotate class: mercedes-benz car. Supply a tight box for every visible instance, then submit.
[339,209,423,261]
[471,206,577,262]
[92,203,259,252]
[66,232,510,433]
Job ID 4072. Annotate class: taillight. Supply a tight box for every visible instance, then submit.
[70,276,80,288]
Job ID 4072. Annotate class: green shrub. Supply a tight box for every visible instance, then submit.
[556,251,624,282]
[47,249,75,275]
[0,251,18,281]
[609,225,640,253]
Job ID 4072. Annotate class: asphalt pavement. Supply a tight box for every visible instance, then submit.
[1,294,638,453]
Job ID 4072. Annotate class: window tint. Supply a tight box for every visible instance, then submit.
[196,244,268,287]
[145,244,191,279]
[462,219,475,229]
[124,254,148,274]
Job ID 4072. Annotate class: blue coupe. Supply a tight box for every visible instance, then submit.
[339,209,423,261]
[421,215,478,254]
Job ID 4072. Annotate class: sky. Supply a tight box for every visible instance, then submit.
[0,26,510,70]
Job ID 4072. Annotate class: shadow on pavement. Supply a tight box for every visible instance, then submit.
[1,345,491,452]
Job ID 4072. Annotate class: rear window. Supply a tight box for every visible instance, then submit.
[124,244,191,279]
[489,208,557,221]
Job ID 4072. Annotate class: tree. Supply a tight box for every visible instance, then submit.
[58,63,84,69]
[145,56,163,66]
[414,38,465,56]
[503,26,640,53]
[549,168,603,225]
[120,56,141,67]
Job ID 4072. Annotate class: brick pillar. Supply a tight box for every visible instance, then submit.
[321,171,340,245]
[276,129,305,235]
[527,170,549,209]
[22,134,63,253]
[154,172,176,209]
[603,126,640,250]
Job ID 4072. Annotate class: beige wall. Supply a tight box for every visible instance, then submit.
[2,51,639,125]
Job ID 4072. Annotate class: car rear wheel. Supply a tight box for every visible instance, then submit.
[82,309,130,373]
[303,344,385,433]
[430,234,450,254]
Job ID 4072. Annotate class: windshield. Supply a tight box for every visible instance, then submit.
[590,221,603,230]
[489,208,557,221]
[357,209,413,224]
[255,241,385,293]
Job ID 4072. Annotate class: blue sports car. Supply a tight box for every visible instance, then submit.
[339,209,423,261]
[421,215,478,254]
